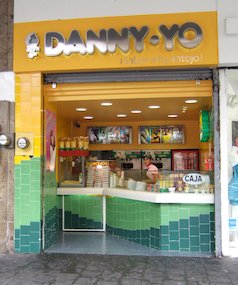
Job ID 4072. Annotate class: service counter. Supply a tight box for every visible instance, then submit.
[57,187,214,204]
[57,153,215,254]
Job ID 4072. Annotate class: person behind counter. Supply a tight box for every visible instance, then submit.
[144,154,159,183]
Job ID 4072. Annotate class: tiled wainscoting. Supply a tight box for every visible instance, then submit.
[14,157,42,253]
[64,196,103,230]
[63,196,215,254]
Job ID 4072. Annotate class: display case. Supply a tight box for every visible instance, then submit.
[111,169,214,194]
[58,150,89,187]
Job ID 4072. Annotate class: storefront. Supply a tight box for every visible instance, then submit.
[13,11,219,254]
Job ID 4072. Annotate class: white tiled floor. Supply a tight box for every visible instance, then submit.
[45,232,162,256]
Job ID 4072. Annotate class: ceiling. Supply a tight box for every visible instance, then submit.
[54,96,212,122]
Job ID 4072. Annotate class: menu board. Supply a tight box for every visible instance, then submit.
[88,126,132,144]
[139,125,184,144]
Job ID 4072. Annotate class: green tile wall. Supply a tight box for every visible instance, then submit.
[64,195,103,229]
[106,197,215,254]
[43,170,58,249]
[14,157,42,253]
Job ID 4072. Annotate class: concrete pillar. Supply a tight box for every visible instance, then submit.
[0,101,14,253]
[0,0,13,72]
[0,0,14,253]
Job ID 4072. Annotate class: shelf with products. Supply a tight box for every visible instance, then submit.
[58,150,89,157]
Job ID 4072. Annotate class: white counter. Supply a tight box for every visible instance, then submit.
[57,187,214,204]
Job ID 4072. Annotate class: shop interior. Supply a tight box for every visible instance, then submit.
[43,76,214,255]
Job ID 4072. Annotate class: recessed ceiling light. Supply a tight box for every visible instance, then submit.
[84,116,94,120]
[168,114,178,118]
[76,108,87,111]
[182,106,188,109]
[131,110,142,114]
[51,82,57,89]
[148,105,160,109]
[182,110,186,113]
[101,102,112,106]
[117,114,127,118]
[185,99,198,104]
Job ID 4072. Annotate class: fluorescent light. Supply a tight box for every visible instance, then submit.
[84,116,94,120]
[76,108,87,111]
[101,102,112,106]
[148,105,160,109]
[131,110,142,114]
[168,114,178,118]
[117,114,127,118]
[185,99,198,104]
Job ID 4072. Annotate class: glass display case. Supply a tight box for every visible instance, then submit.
[58,149,214,194]
[58,150,89,187]
[110,169,214,194]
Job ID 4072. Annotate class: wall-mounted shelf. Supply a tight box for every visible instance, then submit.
[58,150,89,157]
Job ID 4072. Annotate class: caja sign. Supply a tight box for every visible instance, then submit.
[26,22,202,58]
[182,173,205,186]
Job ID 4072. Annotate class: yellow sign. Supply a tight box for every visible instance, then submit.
[14,12,218,72]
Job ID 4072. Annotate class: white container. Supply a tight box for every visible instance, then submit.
[135,181,146,191]
[127,179,136,190]
[109,173,117,188]
[109,173,114,188]
[118,178,124,188]
[168,187,176,193]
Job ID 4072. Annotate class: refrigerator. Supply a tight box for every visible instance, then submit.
[171,149,199,171]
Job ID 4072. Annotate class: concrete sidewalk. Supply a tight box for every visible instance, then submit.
[0,253,238,285]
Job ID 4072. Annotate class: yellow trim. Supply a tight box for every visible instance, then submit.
[14,156,31,164]
[14,12,218,72]
[45,80,212,102]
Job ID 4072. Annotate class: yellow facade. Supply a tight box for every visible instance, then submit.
[15,73,43,164]
[14,12,218,72]
[14,12,217,161]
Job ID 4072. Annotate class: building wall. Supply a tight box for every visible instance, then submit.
[0,0,14,253]
[13,0,238,67]
[14,73,43,253]
[11,0,238,256]
[14,0,216,23]
[219,69,238,256]
[218,0,238,66]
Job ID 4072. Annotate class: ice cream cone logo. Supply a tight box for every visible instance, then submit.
[25,32,40,59]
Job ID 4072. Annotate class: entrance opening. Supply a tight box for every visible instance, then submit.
[43,72,214,256]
